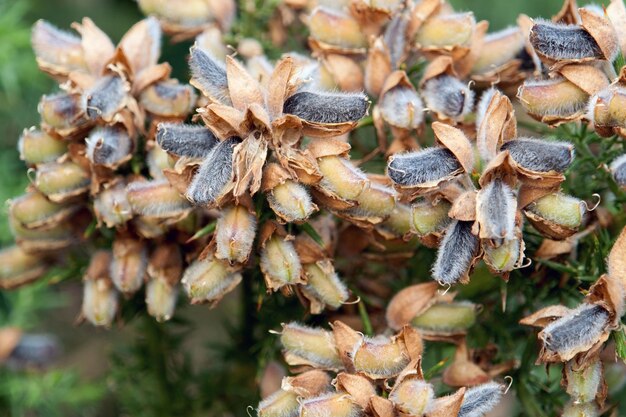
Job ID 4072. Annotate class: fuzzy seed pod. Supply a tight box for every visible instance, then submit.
[525,193,584,239]
[215,205,257,264]
[588,86,626,132]
[126,180,191,218]
[31,20,86,75]
[38,92,84,130]
[145,277,178,322]
[318,156,368,200]
[611,154,626,188]
[412,302,477,334]
[0,246,47,289]
[475,179,516,242]
[267,180,317,222]
[82,251,119,328]
[500,138,574,173]
[110,237,148,294]
[432,221,479,285]
[483,238,523,273]
[156,122,219,159]
[561,401,600,417]
[10,216,77,252]
[93,182,133,227]
[186,137,239,206]
[308,7,367,49]
[9,190,77,230]
[34,161,90,202]
[422,75,474,120]
[348,182,396,218]
[283,91,368,124]
[540,304,609,361]
[181,254,242,304]
[301,262,349,312]
[86,126,132,167]
[260,235,303,291]
[83,75,127,121]
[472,27,525,74]
[382,203,413,236]
[411,200,451,236]
[189,46,231,104]
[256,389,299,417]
[529,20,607,62]
[389,378,434,416]
[18,128,67,165]
[146,143,173,179]
[352,335,409,378]
[139,81,196,118]
[379,86,424,129]
[518,78,588,120]
[416,12,475,48]
[299,392,361,417]
[565,359,603,404]
[388,148,462,188]
[138,0,234,31]
[280,322,342,369]
[458,382,504,417]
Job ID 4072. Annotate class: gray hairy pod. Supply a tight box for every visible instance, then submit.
[500,138,574,173]
[282,91,368,124]
[387,147,462,188]
[422,75,474,120]
[529,20,603,61]
[610,154,626,187]
[432,221,480,285]
[458,382,504,417]
[475,179,517,242]
[156,122,219,158]
[86,126,132,167]
[83,75,127,121]
[189,45,231,105]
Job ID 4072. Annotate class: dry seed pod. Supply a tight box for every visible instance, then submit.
[0,246,47,289]
[10,216,77,252]
[389,378,434,416]
[317,156,368,200]
[279,322,343,369]
[471,27,525,75]
[411,302,477,334]
[588,86,626,135]
[416,12,475,49]
[432,220,480,285]
[126,179,191,218]
[610,154,626,188]
[260,235,303,292]
[422,75,474,121]
[9,190,78,230]
[518,77,588,123]
[156,122,219,159]
[299,392,362,417]
[301,262,349,313]
[539,303,610,362]
[283,91,368,124]
[93,182,133,227]
[82,251,119,328]
[189,46,231,104]
[82,75,128,122]
[215,205,257,264]
[387,148,462,189]
[138,0,235,34]
[379,85,424,129]
[110,237,148,294]
[267,180,317,223]
[86,126,133,168]
[181,253,242,305]
[34,161,91,202]
[457,382,504,417]
[561,401,600,417]
[145,276,179,322]
[38,92,85,131]
[139,81,196,118]
[18,128,67,165]
[346,181,396,219]
[475,179,516,242]
[411,199,451,237]
[256,389,299,417]
[500,138,574,174]
[524,193,584,240]
[565,359,603,404]
[31,19,86,76]
[308,6,367,50]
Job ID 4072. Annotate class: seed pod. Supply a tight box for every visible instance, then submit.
[387,148,462,188]
[256,389,299,417]
[83,75,128,121]
[18,128,67,165]
[589,86,626,133]
[260,235,303,291]
[145,278,179,322]
[38,92,84,131]
[611,154,626,188]
[422,75,474,121]
[540,303,609,361]
[517,78,588,122]
[280,322,342,369]
[110,237,147,294]
[561,401,600,417]
[146,143,173,180]
[500,138,574,174]
[301,262,349,313]
[308,7,367,49]
[267,180,317,222]
[412,301,477,334]
[483,237,524,273]
[10,216,77,252]
[472,27,525,74]
[156,122,219,159]
[300,393,361,417]
[31,20,86,76]
[381,203,413,236]
[524,193,584,240]
[318,156,368,200]
[86,126,133,168]
[411,199,451,236]
[416,12,475,47]
[458,382,504,417]
[181,253,242,304]
[7,333,61,369]
[353,335,410,379]
[432,221,479,285]
[0,246,47,289]
[126,180,191,218]
[139,80,196,118]
[82,251,118,328]
[34,161,90,202]
[189,45,231,104]
[9,190,77,230]
[389,378,434,416]
[186,137,239,206]
[475,179,516,242]
[215,205,257,264]
[93,182,133,227]
[283,91,368,124]
[348,182,396,219]
[565,359,603,404]
[379,85,424,129]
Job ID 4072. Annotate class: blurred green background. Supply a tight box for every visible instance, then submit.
[0,0,607,416]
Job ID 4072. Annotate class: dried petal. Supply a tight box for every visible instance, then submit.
[32,20,86,76]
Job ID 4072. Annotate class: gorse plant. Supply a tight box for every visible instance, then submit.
[1,0,626,416]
